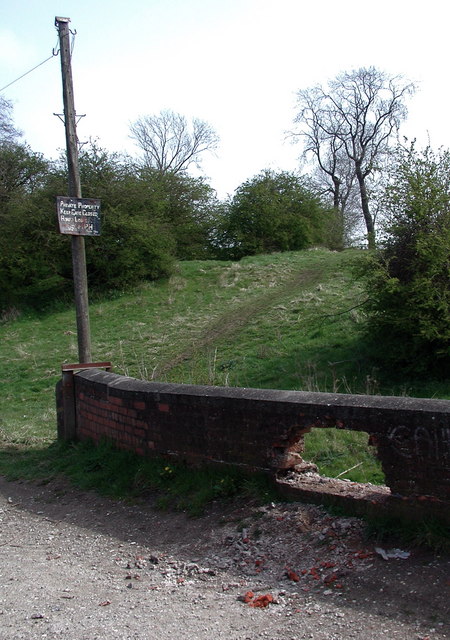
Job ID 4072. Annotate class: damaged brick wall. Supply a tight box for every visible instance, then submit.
[56,368,450,504]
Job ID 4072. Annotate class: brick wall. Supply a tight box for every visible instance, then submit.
[56,368,450,506]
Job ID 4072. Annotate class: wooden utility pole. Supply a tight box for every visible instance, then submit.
[55,16,92,363]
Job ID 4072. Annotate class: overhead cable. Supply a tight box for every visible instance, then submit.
[0,48,60,93]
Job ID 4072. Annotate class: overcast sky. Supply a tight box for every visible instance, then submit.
[1,0,448,198]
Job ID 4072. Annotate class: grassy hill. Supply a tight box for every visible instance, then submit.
[1,248,448,485]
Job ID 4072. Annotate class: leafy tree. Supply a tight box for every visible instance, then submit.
[0,97,47,209]
[0,141,55,310]
[141,169,221,259]
[0,143,176,312]
[0,138,225,313]
[56,144,177,291]
[222,170,329,259]
[130,109,219,174]
[0,142,49,209]
[77,141,220,260]
[293,67,415,248]
[359,143,450,374]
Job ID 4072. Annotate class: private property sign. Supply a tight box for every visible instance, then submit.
[57,196,101,236]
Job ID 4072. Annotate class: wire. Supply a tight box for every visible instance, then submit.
[70,29,77,55]
[0,49,59,93]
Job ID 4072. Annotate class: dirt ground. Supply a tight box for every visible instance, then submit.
[0,476,448,640]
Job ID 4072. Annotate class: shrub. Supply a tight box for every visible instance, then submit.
[359,144,450,375]
[222,170,330,259]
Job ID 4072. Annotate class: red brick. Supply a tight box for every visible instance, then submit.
[109,396,123,406]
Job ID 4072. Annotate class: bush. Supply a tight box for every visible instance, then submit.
[86,205,175,289]
[222,170,330,259]
[0,146,177,313]
[359,144,450,375]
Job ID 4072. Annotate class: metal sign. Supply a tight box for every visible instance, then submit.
[56,196,101,236]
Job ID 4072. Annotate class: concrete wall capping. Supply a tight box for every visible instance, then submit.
[56,368,450,525]
[78,369,450,412]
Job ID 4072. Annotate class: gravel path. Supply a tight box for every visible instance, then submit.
[0,476,448,640]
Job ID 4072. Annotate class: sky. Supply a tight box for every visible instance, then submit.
[1,0,449,199]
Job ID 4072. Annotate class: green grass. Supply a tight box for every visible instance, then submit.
[304,428,385,483]
[363,514,450,554]
[1,247,449,500]
[0,439,278,516]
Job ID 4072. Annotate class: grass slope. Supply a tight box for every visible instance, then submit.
[0,248,448,488]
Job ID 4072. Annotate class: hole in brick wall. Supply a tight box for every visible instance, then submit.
[302,428,386,485]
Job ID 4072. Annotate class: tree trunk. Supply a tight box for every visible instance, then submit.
[355,164,376,249]
[332,175,341,211]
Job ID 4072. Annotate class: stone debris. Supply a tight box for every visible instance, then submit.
[0,476,449,640]
[238,591,275,608]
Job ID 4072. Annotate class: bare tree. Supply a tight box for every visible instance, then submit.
[130,109,219,174]
[292,86,354,214]
[0,96,21,143]
[290,86,357,248]
[293,67,415,248]
[309,162,360,247]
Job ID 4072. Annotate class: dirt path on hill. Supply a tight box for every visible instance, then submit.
[0,476,448,640]
[156,267,323,377]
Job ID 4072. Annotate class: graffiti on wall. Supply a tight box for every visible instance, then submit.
[386,424,450,461]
